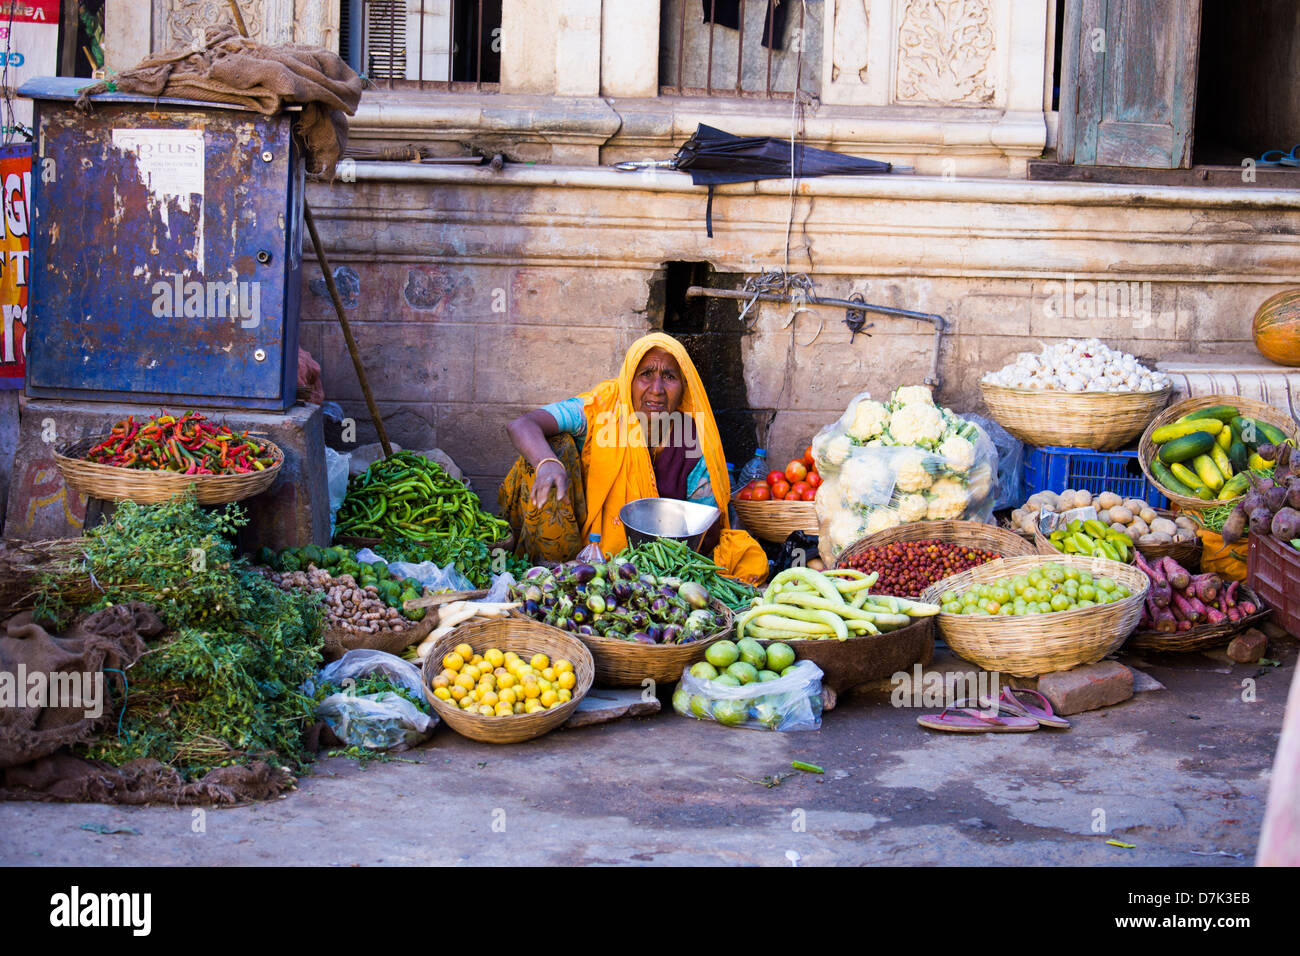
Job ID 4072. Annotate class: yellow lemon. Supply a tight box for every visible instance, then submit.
[449,684,467,701]
[480,691,499,708]
[462,664,481,683]
[525,700,543,714]
[554,659,573,675]
[459,697,476,710]
[485,648,505,668]
[498,673,516,689]
[542,667,556,682]
[454,673,475,691]
[431,675,450,690]
[469,689,481,702]
[499,688,517,705]
[522,682,541,700]
[530,653,549,671]
[454,643,474,661]
[494,666,509,679]
[540,689,558,708]
[495,703,513,717]
[433,686,452,701]
[558,671,576,690]
[478,704,495,717]
[557,688,572,702]
[512,702,524,714]
[442,652,464,671]
[538,679,553,693]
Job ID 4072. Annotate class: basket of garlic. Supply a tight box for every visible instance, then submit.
[980,338,1171,450]
[1010,489,1201,569]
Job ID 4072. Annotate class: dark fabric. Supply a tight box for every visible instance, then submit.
[701,0,789,50]
[651,415,702,501]
[675,124,892,186]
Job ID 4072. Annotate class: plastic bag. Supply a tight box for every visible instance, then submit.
[962,414,1023,511]
[305,649,436,751]
[776,531,820,574]
[810,387,1000,564]
[672,660,824,731]
[324,447,352,535]
[355,549,475,594]
[483,572,517,603]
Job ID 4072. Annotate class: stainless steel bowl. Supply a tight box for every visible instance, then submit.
[619,497,721,552]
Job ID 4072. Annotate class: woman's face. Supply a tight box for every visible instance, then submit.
[631,347,685,417]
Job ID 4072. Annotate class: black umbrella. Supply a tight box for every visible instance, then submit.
[617,125,894,236]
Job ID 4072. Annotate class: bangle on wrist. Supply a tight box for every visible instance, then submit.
[535,457,562,473]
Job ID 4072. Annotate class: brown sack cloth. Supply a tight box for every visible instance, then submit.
[0,603,294,805]
[77,24,363,175]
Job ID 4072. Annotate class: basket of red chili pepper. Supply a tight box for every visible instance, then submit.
[54,411,284,505]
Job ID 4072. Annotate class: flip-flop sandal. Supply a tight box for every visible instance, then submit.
[1259,146,1300,167]
[916,706,1039,733]
[999,686,1071,729]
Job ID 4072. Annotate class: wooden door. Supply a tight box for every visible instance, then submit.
[1060,0,1202,168]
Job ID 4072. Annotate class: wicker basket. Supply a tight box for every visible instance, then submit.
[753,616,935,694]
[420,618,594,743]
[1125,585,1270,653]
[1138,394,1300,513]
[919,554,1149,677]
[54,435,282,505]
[1032,529,1136,564]
[322,615,436,662]
[733,498,819,543]
[979,381,1170,451]
[1135,510,1202,570]
[837,520,1038,567]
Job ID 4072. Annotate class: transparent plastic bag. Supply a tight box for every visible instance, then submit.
[810,388,1000,564]
[483,572,517,603]
[962,414,1023,511]
[305,649,436,751]
[671,660,824,731]
[325,447,351,535]
[355,549,475,594]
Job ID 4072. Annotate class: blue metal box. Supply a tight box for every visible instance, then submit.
[20,76,303,410]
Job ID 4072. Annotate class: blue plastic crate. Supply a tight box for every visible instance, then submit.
[1023,445,1168,509]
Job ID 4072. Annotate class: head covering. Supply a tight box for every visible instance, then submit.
[577,333,732,552]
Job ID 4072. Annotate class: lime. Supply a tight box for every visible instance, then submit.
[672,686,691,715]
[706,640,740,669]
[726,661,759,685]
[757,670,781,682]
[690,661,719,681]
[712,699,748,727]
[689,694,711,718]
[736,638,767,670]
[765,642,796,672]
[713,674,741,688]
[780,665,799,677]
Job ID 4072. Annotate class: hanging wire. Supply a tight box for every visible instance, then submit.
[0,0,23,144]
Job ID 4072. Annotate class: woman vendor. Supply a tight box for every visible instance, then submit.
[499,332,767,583]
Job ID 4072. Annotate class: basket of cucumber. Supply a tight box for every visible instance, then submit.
[1138,395,1299,513]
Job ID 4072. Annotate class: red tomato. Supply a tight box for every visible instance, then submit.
[790,481,811,497]
[806,471,822,489]
[803,445,815,468]
[738,487,753,501]
[785,460,808,483]
[771,480,791,499]
[801,487,817,501]
[785,490,804,501]
[766,470,786,487]
[751,485,771,501]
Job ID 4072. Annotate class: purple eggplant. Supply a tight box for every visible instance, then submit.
[618,562,639,580]
[524,566,550,580]
[631,632,655,645]
[647,623,664,643]
[678,582,710,609]
[577,625,595,636]
[572,606,589,625]
[661,624,682,644]
[571,563,597,584]
[524,599,541,617]
[650,597,670,617]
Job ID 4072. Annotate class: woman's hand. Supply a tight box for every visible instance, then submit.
[531,460,569,509]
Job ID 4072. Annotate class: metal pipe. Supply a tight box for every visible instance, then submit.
[684,285,947,390]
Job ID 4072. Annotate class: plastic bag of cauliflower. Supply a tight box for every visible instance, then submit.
[811,386,999,564]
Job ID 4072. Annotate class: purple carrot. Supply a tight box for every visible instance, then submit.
[1177,620,1192,632]
[1171,591,1206,623]
[1159,557,1191,591]
[1143,592,1176,632]
[1189,573,1220,605]
[1238,600,1258,616]
[1135,552,1172,607]
[1226,606,1244,623]
[1204,605,1227,625]
[1223,580,1239,608]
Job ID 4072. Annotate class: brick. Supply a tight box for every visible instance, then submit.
[1227,629,1268,664]
[1036,661,1134,716]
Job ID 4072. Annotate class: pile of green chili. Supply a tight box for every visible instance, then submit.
[334,451,510,544]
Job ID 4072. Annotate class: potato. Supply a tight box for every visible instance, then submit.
[1174,516,1197,533]
[1011,508,1026,525]
[1124,498,1147,515]
[1150,517,1178,537]
[1129,517,1150,538]
[1096,508,1112,524]
[1109,506,1134,524]
[1097,492,1122,510]
[1124,525,1143,543]
[1139,532,1173,547]
[1073,489,1093,507]
[1139,507,1157,525]
[1020,514,1040,534]
[1110,521,1129,534]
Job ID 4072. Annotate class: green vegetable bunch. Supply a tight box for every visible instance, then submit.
[372,536,531,588]
[38,493,324,779]
[613,538,760,612]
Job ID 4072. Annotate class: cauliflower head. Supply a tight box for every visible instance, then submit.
[895,492,928,522]
[925,477,970,520]
[864,508,902,535]
[888,402,945,447]
[846,398,888,441]
[815,431,855,470]
[829,512,867,552]
[892,385,935,408]
[893,448,935,492]
[937,434,976,473]
[839,455,894,503]
[965,462,993,504]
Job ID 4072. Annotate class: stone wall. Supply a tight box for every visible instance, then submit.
[302,165,1300,505]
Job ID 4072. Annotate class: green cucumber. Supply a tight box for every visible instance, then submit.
[1151,418,1224,444]
[1233,416,1288,449]
[1178,404,1239,424]
[1150,459,1195,497]
[1219,471,1251,499]
[1228,440,1249,473]
[1158,430,1218,464]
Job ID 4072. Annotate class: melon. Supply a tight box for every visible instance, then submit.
[1252,289,1300,366]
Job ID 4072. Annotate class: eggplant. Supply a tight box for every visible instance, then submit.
[571,563,597,584]
[577,625,595,636]
[612,581,633,602]
[587,593,607,614]
[631,632,655,645]
[647,623,664,643]
[618,562,639,580]
[628,610,649,629]
[678,582,710,609]
[1249,507,1274,537]
[650,597,670,617]
[541,595,557,611]
[1271,507,1300,541]
[1265,485,1288,514]
[524,599,541,617]
[658,584,678,600]
[555,617,573,631]
[661,624,682,644]
[524,566,550,580]
[572,606,589,625]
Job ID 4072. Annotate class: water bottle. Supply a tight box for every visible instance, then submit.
[736,448,769,491]
[576,533,605,564]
